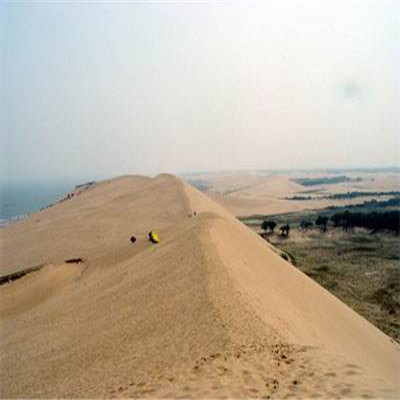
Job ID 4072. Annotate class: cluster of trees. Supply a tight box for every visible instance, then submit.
[261,220,276,233]
[330,210,400,234]
[315,216,329,232]
[299,218,330,231]
[299,211,400,234]
[261,210,400,237]
[293,175,351,186]
[327,197,400,210]
[286,193,400,202]
[285,195,313,201]
[261,220,290,236]
[325,191,400,200]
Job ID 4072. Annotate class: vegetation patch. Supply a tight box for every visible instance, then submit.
[284,191,400,205]
[243,203,400,341]
[325,191,400,200]
[292,175,351,186]
[330,210,399,234]
[331,198,400,211]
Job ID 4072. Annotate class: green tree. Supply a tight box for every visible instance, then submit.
[261,220,277,233]
[315,216,329,232]
[261,220,269,232]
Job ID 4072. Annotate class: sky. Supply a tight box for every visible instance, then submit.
[1,1,399,181]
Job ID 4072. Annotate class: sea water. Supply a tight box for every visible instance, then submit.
[0,180,81,225]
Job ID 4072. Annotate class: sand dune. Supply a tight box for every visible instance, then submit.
[0,175,399,398]
[187,171,400,216]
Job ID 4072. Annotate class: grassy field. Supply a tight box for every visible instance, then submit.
[241,210,400,342]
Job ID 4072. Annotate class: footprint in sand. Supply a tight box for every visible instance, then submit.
[265,377,279,391]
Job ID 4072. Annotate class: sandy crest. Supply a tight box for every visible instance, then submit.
[184,181,400,399]
[0,174,398,398]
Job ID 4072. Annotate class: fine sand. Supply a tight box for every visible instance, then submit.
[0,174,399,398]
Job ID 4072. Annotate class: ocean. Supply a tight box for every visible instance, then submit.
[0,180,81,225]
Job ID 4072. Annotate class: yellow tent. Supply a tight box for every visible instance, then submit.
[149,231,160,244]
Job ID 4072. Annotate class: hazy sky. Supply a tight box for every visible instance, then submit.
[1,1,399,180]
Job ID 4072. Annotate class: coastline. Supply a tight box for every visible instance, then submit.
[0,180,96,228]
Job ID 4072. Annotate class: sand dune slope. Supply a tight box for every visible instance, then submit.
[0,175,399,398]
